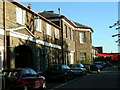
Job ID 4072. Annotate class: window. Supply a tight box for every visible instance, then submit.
[64,25,67,38]
[16,7,25,25]
[80,53,86,61]
[90,33,92,43]
[22,69,31,77]
[80,32,86,43]
[29,69,37,75]
[55,28,59,39]
[46,23,51,36]
[71,30,73,41]
[36,19,42,32]
[69,28,72,40]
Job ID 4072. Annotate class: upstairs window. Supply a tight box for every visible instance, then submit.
[16,7,25,25]
[80,32,86,43]
[64,25,67,38]
[55,28,59,39]
[46,23,51,36]
[36,19,42,32]
[71,30,74,41]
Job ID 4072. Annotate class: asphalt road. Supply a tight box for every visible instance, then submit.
[46,66,120,89]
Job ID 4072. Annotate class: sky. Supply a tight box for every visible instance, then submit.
[17,0,119,53]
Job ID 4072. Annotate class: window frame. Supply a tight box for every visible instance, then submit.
[55,28,59,39]
[36,19,42,32]
[16,7,25,25]
[64,24,67,38]
[46,23,51,36]
[80,32,86,43]
[80,53,86,61]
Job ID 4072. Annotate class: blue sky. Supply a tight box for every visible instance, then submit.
[19,1,119,53]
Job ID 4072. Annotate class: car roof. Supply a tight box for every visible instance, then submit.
[2,68,32,72]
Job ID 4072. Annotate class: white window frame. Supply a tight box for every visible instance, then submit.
[46,23,51,36]
[36,19,42,32]
[16,7,25,25]
[71,30,73,41]
[0,49,3,71]
[80,32,86,43]
[80,53,86,61]
[55,28,59,39]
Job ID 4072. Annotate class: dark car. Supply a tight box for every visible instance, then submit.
[94,62,106,70]
[2,68,46,90]
[69,64,87,76]
[89,64,101,73]
[44,65,73,82]
[83,64,91,73]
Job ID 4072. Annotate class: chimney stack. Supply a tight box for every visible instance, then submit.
[27,3,32,10]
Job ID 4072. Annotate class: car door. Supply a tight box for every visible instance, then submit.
[29,69,41,88]
[21,69,35,89]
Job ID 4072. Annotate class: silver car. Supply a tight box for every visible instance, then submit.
[69,64,87,76]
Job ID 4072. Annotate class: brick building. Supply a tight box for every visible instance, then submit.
[39,11,94,64]
[0,0,94,72]
[73,21,94,64]
[39,11,76,65]
[0,1,61,72]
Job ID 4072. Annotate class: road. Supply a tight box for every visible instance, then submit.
[46,66,120,89]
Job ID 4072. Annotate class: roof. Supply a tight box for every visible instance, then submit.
[39,11,76,27]
[10,0,61,30]
[39,11,94,32]
[72,21,94,32]
[39,11,64,19]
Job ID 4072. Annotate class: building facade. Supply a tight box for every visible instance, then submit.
[0,1,94,72]
[73,22,94,64]
[0,1,61,72]
[39,11,76,65]
[39,11,94,65]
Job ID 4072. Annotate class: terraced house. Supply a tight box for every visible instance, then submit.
[0,0,94,72]
[39,11,76,65]
[39,11,94,65]
[0,0,61,72]
[73,22,94,64]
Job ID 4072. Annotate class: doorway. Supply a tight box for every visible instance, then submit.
[15,45,33,68]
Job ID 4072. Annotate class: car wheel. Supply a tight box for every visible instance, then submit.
[23,85,28,90]
[97,69,100,73]
[41,82,46,89]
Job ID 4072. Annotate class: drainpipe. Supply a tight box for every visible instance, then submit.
[3,0,7,69]
[58,8,64,64]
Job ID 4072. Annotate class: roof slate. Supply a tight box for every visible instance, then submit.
[39,11,64,19]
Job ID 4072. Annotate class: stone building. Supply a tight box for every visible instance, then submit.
[39,11,94,64]
[39,11,76,65]
[92,46,99,62]
[73,21,94,64]
[0,1,61,72]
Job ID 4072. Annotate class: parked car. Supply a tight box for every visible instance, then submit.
[89,64,101,73]
[69,64,87,76]
[44,65,73,82]
[2,68,46,90]
[83,64,91,73]
[94,62,107,70]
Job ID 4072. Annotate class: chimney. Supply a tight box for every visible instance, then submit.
[27,3,32,10]
[58,8,61,15]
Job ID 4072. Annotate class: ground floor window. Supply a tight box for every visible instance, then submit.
[80,53,86,61]
[0,50,3,71]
